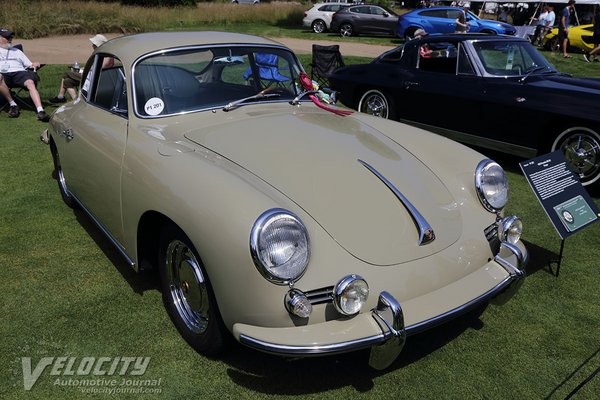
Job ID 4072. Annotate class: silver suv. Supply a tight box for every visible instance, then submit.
[302,2,350,33]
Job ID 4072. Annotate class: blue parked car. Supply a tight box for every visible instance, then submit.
[396,7,516,40]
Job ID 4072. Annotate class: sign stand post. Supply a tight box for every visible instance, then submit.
[549,239,565,277]
[520,151,600,277]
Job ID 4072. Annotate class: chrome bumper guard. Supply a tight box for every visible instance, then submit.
[239,241,526,370]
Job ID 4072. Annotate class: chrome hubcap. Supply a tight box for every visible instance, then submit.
[165,240,209,334]
[313,21,325,33]
[341,25,351,36]
[360,93,389,119]
[559,132,600,183]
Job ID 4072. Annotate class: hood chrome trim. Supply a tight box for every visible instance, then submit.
[358,159,435,246]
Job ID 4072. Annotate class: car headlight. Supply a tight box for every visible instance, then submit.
[499,215,523,244]
[250,209,310,285]
[475,159,508,212]
[333,275,369,316]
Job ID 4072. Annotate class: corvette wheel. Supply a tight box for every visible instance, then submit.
[159,225,225,355]
[50,141,76,209]
[552,127,600,188]
[358,89,393,119]
[340,23,353,37]
[312,20,326,34]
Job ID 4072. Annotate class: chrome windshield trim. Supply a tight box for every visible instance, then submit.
[358,159,435,246]
[131,43,302,119]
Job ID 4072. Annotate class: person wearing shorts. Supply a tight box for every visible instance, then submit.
[559,1,576,58]
[0,27,50,121]
[584,8,600,62]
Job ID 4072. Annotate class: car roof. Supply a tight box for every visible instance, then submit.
[410,33,527,44]
[97,31,286,66]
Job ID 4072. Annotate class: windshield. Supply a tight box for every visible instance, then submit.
[471,41,556,77]
[133,45,303,117]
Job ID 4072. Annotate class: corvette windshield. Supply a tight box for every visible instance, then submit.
[133,46,302,117]
[472,41,556,77]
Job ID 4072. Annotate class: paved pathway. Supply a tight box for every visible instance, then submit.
[18,34,396,64]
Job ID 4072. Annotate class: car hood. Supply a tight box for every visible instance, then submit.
[184,108,462,265]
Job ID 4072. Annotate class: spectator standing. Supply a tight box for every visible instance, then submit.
[584,7,600,62]
[0,28,50,121]
[559,0,576,58]
[533,7,549,46]
[455,6,470,33]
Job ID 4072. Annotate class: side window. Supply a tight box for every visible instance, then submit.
[447,10,462,19]
[351,6,370,14]
[80,57,97,100]
[422,10,448,18]
[89,56,127,115]
[417,42,458,74]
[457,44,475,75]
[371,7,386,16]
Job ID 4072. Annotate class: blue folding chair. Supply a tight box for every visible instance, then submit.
[243,53,291,88]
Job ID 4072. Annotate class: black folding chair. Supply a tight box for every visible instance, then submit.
[310,44,345,88]
[2,44,42,111]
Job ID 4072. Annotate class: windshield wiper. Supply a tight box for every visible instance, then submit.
[519,66,547,83]
[223,93,281,112]
[289,90,319,106]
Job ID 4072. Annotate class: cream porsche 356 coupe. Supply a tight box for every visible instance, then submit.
[42,32,527,370]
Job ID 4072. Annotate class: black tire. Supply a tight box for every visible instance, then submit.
[552,126,600,189]
[50,140,77,209]
[159,224,226,356]
[340,23,353,37]
[549,36,559,53]
[357,89,395,120]
[312,19,326,34]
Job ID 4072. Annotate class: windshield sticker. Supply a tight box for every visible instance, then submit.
[144,97,165,116]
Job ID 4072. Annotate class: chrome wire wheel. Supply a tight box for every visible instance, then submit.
[312,20,326,33]
[358,89,390,119]
[340,23,353,37]
[164,239,210,335]
[553,127,600,187]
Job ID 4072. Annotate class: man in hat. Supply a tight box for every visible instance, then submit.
[49,34,113,103]
[0,28,50,121]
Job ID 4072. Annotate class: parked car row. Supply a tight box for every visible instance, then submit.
[329,34,600,190]
[303,4,516,38]
[43,31,527,370]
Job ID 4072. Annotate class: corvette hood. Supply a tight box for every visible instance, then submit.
[184,108,462,265]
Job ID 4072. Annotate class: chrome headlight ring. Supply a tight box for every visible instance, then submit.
[499,215,523,245]
[475,159,509,213]
[250,208,310,285]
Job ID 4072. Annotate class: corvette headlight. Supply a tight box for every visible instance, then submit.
[250,209,310,285]
[475,159,508,212]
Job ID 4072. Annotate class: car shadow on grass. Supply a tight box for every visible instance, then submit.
[221,307,487,394]
[71,207,160,295]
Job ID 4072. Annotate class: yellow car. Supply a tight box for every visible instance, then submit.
[542,24,596,52]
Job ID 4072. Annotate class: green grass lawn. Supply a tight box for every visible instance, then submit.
[1,54,599,399]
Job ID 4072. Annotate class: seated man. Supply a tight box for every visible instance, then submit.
[49,34,112,103]
[0,28,50,121]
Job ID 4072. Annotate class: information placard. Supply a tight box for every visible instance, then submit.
[519,151,600,239]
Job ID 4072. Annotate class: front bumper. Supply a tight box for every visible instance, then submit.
[235,241,527,370]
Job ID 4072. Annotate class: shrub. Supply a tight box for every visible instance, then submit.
[120,0,197,6]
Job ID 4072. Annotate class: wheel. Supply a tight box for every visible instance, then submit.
[358,89,394,119]
[159,225,225,355]
[340,23,353,37]
[552,127,600,188]
[50,141,77,209]
[312,19,326,34]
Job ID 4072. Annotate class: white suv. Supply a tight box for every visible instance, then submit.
[302,2,350,33]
